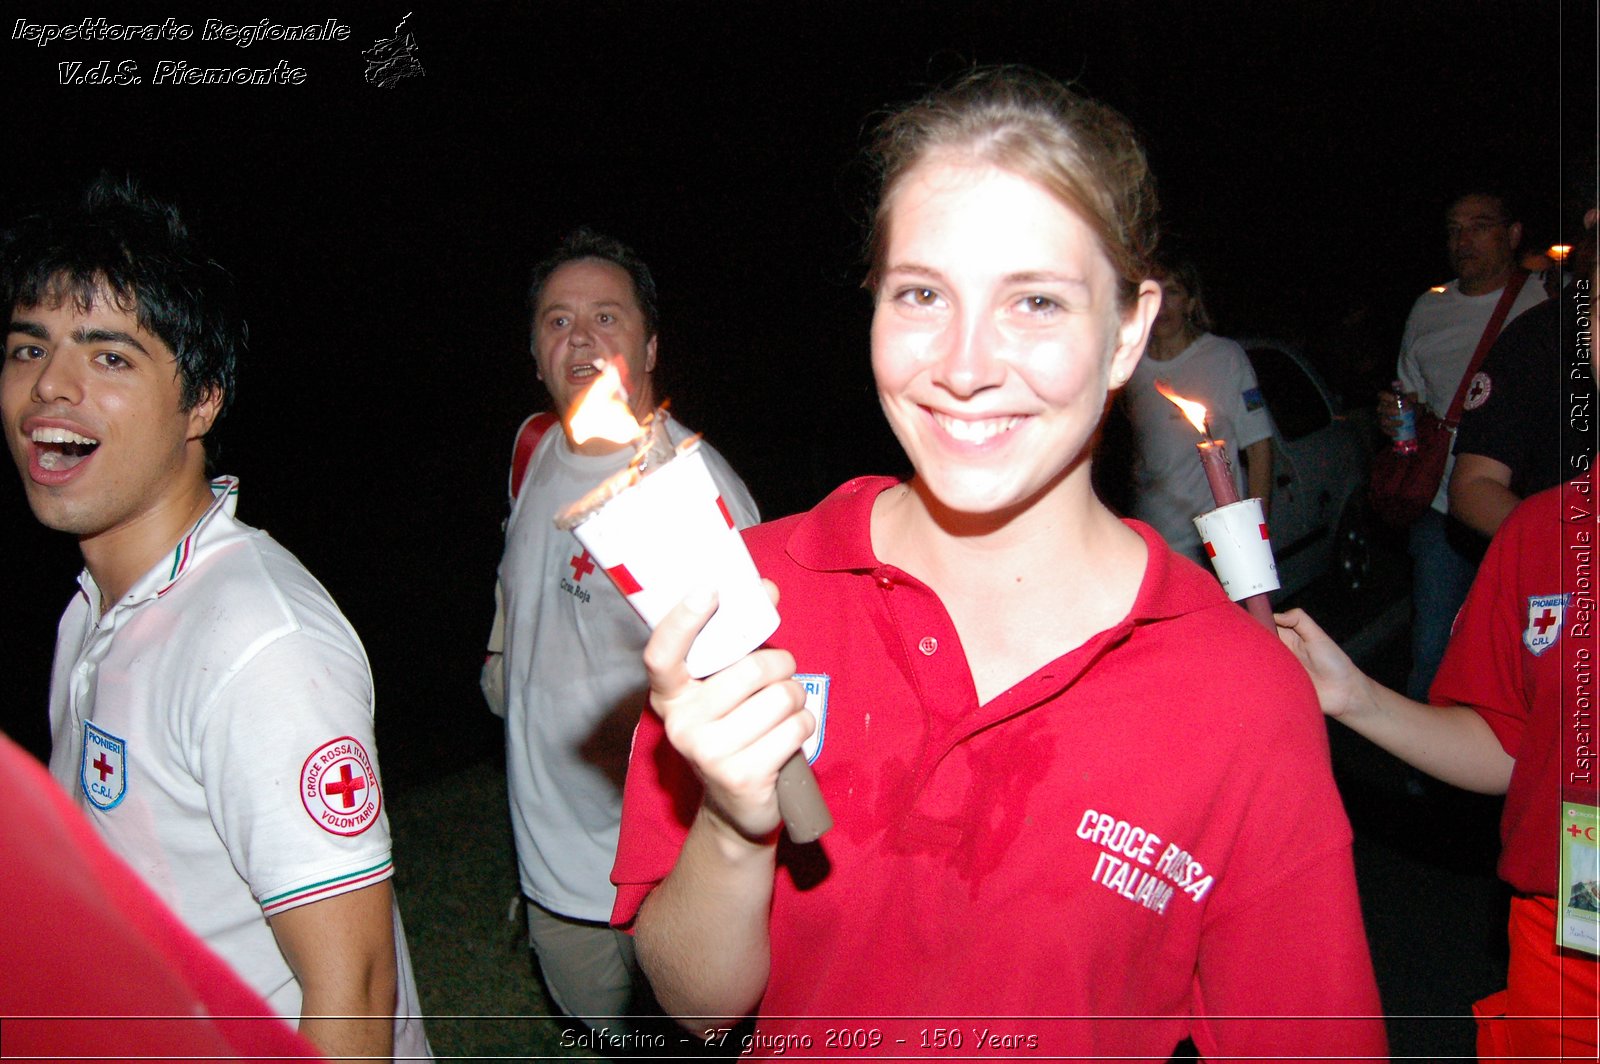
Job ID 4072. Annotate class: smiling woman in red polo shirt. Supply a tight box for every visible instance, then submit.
[610,67,1386,1061]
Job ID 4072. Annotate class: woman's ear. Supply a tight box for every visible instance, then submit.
[1108,279,1161,385]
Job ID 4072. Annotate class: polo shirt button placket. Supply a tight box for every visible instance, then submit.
[72,661,91,711]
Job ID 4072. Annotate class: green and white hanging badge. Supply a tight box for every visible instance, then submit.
[1559,801,1600,955]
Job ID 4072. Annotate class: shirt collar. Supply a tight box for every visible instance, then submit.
[785,476,895,573]
[785,474,1224,625]
[80,476,242,615]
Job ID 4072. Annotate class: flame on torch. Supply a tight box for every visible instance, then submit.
[565,362,644,447]
[1153,379,1212,438]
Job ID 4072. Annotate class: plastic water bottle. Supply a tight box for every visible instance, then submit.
[1391,381,1418,455]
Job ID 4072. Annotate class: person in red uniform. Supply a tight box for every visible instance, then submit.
[610,67,1386,1060]
[0,730,325,1062]
[1280,211,1599,1061]
[1281,478,1598,1058]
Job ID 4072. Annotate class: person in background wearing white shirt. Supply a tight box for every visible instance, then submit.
[484,228,760,1032]
[1377,189,1546,701]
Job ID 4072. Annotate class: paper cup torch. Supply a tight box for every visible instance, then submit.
[1156,380,1280,628]
[1193,498,1280,601]
[555,364,833,842]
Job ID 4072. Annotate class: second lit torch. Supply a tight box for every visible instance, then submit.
[1155,380,1280,629]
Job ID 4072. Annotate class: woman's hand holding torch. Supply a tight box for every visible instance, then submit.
[644,583,829,845]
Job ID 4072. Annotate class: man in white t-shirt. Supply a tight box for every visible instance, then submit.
[1378,190,1546,700]
[484,229,758,1027]
[0,178,429,1061]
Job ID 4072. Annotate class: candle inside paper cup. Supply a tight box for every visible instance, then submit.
[1193,498,1280,602]
[1196,438,1240,508]
[558,439,779,678]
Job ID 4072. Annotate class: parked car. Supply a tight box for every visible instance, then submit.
[1238,339,1374,602]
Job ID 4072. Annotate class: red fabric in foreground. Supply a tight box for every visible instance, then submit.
[1475,895,1600,1061]
[0,731,323,1062]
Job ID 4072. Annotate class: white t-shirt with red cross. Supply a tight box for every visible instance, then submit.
[1396,276,1546,513]
[46,478,430,1057]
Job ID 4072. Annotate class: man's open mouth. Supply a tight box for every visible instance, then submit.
[32,427,100,471]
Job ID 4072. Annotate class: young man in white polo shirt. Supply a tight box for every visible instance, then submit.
[0,178,430,1061]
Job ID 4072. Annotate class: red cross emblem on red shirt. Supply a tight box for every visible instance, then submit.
[569,550,596,582]
[1523,594,1566,656]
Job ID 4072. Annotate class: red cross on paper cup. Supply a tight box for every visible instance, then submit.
[1192,497,1281,603]
[561,440,777,677]
[605,563,643,595]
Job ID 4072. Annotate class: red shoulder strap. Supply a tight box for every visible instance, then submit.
[1445,268,1531,426]
[509,412,560,501]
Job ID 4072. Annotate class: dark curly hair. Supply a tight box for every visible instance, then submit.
[0,174,245,447]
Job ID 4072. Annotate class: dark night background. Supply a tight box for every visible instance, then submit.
[2,0,1594,784]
